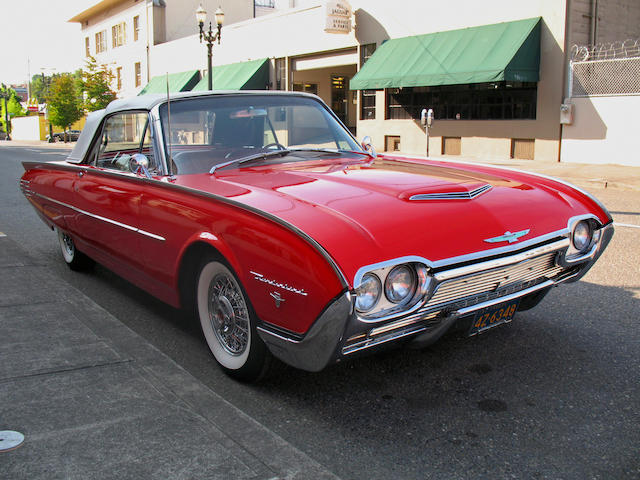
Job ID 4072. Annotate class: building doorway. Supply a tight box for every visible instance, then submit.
[331,75,348,125]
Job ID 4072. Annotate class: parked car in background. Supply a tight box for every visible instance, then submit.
[19,92,614,381]
[46,130,81,142]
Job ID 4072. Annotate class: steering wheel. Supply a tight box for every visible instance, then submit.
[262,142,286,151]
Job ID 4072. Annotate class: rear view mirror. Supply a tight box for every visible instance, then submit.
[230,107,268,119]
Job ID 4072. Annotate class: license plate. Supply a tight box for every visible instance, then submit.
[468,300,519,336]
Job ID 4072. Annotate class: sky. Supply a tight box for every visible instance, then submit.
[1,0,88,86]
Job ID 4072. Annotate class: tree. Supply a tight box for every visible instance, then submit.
[0,85,24,138]
[48,74,82,141]
[30,74,47,103]
[79,56,116,112]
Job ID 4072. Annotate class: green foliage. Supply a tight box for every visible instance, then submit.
[0,85,24,135]
[30,74,53,103]
[48,74,83,131]
[7,93,25,117]
[79,56,116,111]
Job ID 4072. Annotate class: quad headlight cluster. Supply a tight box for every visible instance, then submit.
[355,263,431,319]
[566,218,601,260]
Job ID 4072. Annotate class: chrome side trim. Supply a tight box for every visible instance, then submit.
[29,192,166,241]
[21,161,349,289]
[409,183,492,201]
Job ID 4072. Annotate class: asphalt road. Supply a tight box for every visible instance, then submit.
[1,144,638,480]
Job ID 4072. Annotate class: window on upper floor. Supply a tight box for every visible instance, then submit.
[116,67,122,90]
[112,22,126,48]
[85,37,90,57]
[95,30,107,54]
[134,62,141,87]
[133,16,140,41]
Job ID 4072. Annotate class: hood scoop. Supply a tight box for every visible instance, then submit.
[408,183,492,201]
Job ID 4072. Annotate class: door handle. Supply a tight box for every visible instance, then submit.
[77,171,84,178]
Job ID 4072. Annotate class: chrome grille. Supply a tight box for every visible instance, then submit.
[426,251,563,310]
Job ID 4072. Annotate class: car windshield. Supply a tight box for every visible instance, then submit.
[158,94,362,175]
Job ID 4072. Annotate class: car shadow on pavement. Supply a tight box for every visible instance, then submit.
[252,280,639,479]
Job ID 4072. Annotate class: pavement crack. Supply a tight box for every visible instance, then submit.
[0,359,133,384]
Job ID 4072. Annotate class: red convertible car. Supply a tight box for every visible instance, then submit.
[20,92,613,381]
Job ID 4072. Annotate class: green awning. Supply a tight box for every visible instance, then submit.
[350,17,541,90]
[192,58,269,91]
[138,70,201,95]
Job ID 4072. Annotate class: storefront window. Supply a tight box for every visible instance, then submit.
[386,82,537,120]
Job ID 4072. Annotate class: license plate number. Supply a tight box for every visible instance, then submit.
[469,300,519,336]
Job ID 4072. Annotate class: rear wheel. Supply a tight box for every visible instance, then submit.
[57,229,94,271]
[196,258,270,381]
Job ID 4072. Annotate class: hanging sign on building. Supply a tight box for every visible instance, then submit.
[324,1,352,34]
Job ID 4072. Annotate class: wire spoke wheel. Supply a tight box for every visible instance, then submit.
[208,273,249,356]
[196,258,270,381]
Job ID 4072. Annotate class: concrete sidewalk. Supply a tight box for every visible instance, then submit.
[0,235,339,480]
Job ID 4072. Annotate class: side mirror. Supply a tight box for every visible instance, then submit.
[361,136,377,158]
[130,153,152,178]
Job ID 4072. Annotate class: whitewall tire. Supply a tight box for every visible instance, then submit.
[196,258,269,381]
[57,229,94,271]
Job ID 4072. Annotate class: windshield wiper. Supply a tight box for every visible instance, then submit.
[209,149,291,174]
[288,148,374,158]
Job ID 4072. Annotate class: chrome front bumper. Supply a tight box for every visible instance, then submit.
[257,223,614,372]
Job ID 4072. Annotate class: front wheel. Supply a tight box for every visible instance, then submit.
[57,229,94,271]
[196,258,270,381]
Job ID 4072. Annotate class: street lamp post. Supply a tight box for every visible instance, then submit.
[196,5,224,91]
[41,68,57,142]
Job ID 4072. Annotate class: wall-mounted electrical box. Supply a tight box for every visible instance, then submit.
[560,103,574,125]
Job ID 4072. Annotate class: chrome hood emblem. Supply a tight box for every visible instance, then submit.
[484,229,530,244]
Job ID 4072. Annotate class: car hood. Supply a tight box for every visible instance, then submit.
[175,154,606,285]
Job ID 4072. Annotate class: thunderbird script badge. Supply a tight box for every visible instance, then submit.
[484,229,530,244]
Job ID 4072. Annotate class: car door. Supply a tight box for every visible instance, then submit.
[73,111,158,273]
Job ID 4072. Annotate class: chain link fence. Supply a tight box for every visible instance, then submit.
[570,39,640,97]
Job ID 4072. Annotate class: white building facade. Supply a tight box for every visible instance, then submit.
[70,0,640,164]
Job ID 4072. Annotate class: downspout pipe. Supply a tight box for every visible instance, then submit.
[590,0,598,45]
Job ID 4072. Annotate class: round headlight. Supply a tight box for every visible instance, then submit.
[572,220,592,251]
[384,265,416,303]
[355,273,382,312]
